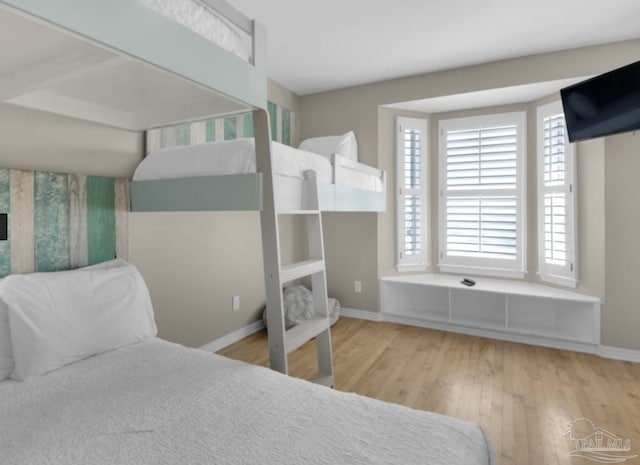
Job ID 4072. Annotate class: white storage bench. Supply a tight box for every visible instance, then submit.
[380,274,601,353]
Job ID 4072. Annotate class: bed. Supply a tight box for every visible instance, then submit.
[131,137,386,212]
[0,3,493,462]
[0,261,494,465]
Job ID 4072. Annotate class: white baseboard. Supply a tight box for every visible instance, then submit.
[340,307,383,321]
[199,312,640,364]
[200,319,265,353]
[342,308,640,364]
[384,313,600,355]
[598,345,640,363]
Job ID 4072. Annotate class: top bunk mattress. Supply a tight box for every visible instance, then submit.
[140,0,252,62]
[0,337,494,465]
[133,138,333,184]
[133,139,384,192]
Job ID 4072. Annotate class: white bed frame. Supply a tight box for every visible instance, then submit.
[0,0,384,384]
[130,153,386,213]
[0,0,266,129]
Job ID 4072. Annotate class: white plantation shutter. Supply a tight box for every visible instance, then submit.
[396,117,428,271]
[439,112,526,278]
[537,101,577,287]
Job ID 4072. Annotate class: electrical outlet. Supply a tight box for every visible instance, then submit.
[354,280,362,293]
[232,295,240,311]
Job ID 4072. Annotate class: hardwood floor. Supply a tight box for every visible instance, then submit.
[218,317,640,465]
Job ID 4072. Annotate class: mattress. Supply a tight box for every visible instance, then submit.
[139,0,252,62]
[133,138,384,192]
[0,338,494,465]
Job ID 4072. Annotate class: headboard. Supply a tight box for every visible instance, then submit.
[147,101,295,152]
[0,168,129,278]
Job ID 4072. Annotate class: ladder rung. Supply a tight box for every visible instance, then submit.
[281,259,324,283]
[286,317,330,354]
[310,372,334,388]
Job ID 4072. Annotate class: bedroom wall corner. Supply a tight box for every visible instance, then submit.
[603,132,640,350]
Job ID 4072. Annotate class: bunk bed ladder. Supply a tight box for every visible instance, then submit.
[253,109,334,388]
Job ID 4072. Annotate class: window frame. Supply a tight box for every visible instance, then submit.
[395,116,429,272]
[536,100,578,288]
[438,111,527,279]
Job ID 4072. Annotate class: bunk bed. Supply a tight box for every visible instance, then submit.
[131,141,387,212]
[0,1,494,464]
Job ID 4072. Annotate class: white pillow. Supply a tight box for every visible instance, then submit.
[3,261,157,381]
[298,131,358,162]
[0,283,13,382]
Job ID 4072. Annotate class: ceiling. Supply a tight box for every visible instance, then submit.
[226,0,640,96]
[384,77,589,114]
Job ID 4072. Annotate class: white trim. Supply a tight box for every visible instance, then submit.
[536,100,578,287]
[200,319,265,353]
[396,116,429,270]
[395,264,428,273]
[535,271,578,288]
[197,311,640,364]
[340,307,383,322]
[438,264,526,280]
[342,305,640,364]
[598,345,640,363]
[382,312,598,355]
[438,111,527,278]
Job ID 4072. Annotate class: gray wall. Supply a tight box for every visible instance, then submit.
[604,132,640,349]
[130,79,302,347]
[0,102,142,177]
[300,39,640,350]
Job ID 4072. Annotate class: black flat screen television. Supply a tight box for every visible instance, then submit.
[561,60,640,142]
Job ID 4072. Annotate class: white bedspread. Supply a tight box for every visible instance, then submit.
[0,339,494,465]
[133,139,333,184]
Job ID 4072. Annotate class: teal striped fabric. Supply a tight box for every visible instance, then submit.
[224,116,237,140]
[243,113,254,138]
[282,109,291,146]
[267,102,277,141]
[205,119,215,142]
[0,170,124,278]
[177,124,191,145]
[150,101,293,150]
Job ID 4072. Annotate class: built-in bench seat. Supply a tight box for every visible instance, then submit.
[380,274,601,353]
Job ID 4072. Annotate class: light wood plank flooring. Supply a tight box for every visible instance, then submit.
[218,317,640,465]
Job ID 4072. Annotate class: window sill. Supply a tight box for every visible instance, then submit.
[396,264,428,273]
[438,264,526,280]
[537,272,578,289]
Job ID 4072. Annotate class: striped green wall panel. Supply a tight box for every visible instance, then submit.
[177,123,191,145]
[267,101,277,141]
[149,101,293,149]
[68,173,88,269]
[0,169,126,278]
[205,119,215,142]
[224,116,237,140]
[9,171,35,275]
[0,169,10,277]
[34,172,70,272]
[282,109,291,146]
[243,113,254,138]
[87,176,116,266]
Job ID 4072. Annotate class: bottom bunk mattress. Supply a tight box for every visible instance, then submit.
[0,338,494,465]
[132,138,384,192]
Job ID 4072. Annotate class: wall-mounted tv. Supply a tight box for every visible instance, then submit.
[561,60,640,142]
